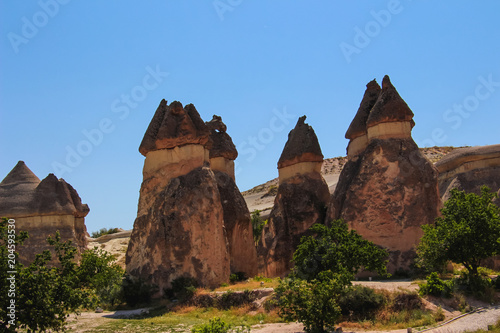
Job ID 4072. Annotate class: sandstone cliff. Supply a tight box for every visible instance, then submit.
[0,161,89,264]
[257,116,330,277]
[326,76,441,273]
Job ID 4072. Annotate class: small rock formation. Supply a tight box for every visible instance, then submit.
[435,144,500,202]
[0,161,89,264]
[258,116,330,277]
[326,76,441,273]
[126,100,232,293]
[207,115,258,276]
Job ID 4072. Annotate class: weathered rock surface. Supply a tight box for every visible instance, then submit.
[126,167,230,291]
[0,161,89,264]
[435,144,500,202]
[327,76,441,273]
[258,116,330,277]
[128,101,259,293]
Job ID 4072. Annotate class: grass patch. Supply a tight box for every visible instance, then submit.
[82,306,280,332]
[199,277,279,294]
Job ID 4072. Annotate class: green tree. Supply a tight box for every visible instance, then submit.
[77,247,124,307]
[0,217,125,331]
[291,219,388,281]
[416,186,500,278]
[251,209,267,244]
[276,270,350,333]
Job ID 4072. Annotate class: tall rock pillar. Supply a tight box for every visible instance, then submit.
[326,76,441,273]
[257,116,330,277]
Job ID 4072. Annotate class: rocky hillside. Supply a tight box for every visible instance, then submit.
[242,146,460,217]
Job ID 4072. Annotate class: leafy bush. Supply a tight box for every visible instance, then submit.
[191,317,250,333]
[122,275,158,306]
[339,285,386,319]
[229,271,247,283]
[91,227,120,238]
[455,273,495,302]
[419,272,454,298]
[164,276,199,301]
[276,271,350,333]
[292,220,388,281]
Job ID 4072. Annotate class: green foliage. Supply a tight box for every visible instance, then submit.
[251,210,267,244]
[191,317,250,333]
[390,291,422,311]
[123,275,158,306]
[15,231,95,332]
[416,186,500,278]
[77,247,124,307]
[419,272,454,298]
[91,227,120,238]
[229,271,247,283]
[164,276,198,301]
[275,270,350,333]
[339,285,386,319]
[291,220,389,281]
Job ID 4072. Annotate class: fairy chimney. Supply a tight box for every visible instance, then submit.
[126,100,230,293]
[0,161,89,264]
[326,76,441,273]
[258,116,330,277]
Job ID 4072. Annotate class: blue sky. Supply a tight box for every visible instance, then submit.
[1,1,500,233]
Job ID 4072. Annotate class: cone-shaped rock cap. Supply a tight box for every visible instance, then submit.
[0,162,89,218]
[345,79,381,140]
[206,115,238,160]
[277,116,323,169]
[0,161,40,216]
[367,75,415,128]
[33,174,90,217]
[139,100,210,156]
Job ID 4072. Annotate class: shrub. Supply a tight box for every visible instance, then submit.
[164,276,199,301]
[251,210,267,243]
[391,291,422,311]
[229,272,247,283]
[339,285,386,319]
[419,272,454,298]
[91,227,120,238]
[276,271,350,333]
[191,317,250,333]
[122,275,158,306]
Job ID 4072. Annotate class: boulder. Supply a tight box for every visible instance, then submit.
[258,116,330,277]
[327,76,441,273]
[0,161,89,264]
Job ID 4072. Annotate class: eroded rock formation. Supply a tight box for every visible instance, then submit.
[127,101,256,293]
[207,115,258,276]
[258,116,330,277]
[327,76,441,273]
[0,161,89,264]
[435,144,500,202]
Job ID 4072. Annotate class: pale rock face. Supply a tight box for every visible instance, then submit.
[435,144,500,202]
[126,167,230,292]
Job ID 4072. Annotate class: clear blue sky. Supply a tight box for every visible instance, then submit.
[1,1,500,233]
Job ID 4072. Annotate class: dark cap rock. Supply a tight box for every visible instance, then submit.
[0,161,40,216]
[139,100,211,156]
[206,115,238,160]
[277,116,323,169]
[345,79,381,140]
[366,75,415,128]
